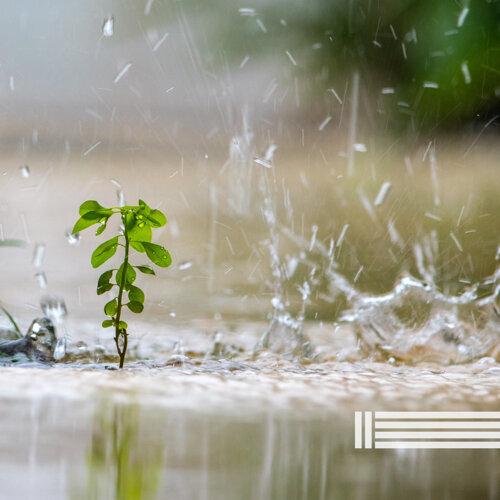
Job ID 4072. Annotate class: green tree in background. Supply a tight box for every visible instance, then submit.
[217,0,500,132]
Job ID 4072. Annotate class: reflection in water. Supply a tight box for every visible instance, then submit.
[0,368,498,499]
[63,396,500,500]
[76,403,350,500]
[74,403,163,500]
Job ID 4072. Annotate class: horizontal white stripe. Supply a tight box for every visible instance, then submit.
[376,421,500,429]
[375,442,500,449]
[376,431,500,439]
[376,412,500,419]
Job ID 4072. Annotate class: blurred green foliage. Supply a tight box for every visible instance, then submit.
[216,0,500,132]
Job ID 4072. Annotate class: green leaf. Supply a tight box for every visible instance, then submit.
[142,242,172,268]
[118,321,128,330]
[73,200,113,234]
[97,269,113,287]
[136,265,155,275]
[128,285,145,304]
[104,298,117,316]
[72,213,103,234]
[147,209,167,228]
[116,262,136,291]
[95,221,107,236]
[98,270,113,286]
[128,219,152,253]
[97,283,113,295]
[130,241,145,252]
[79,200,107,216]
[102,319,113,328]
[127,301,144,313]
[91,236,119,268]
[138,199,151,216]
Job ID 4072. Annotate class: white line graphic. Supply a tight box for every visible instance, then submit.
[355,411,500,449]
[376,422,500,429]
[376,442,500,449]
[376,432,500,439]
[376,412,500,419]
[365,412,372,448]
[354,412,362,448]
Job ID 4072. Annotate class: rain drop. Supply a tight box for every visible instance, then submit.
[19,165,30,178]
[32,243,46,268]
[66,231,81,246]
[35,272,47,289]
[102,16,114,37]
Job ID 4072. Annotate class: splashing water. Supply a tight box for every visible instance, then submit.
[256,172,313,359]
[41,296,68,360]
[282,221,500,364]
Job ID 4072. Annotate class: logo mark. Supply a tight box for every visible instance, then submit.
[355,412,500,449]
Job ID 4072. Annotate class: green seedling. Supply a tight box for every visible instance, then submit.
[72,199,171,368]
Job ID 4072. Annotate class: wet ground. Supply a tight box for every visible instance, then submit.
[0,358,499,499]
[1,142,499,498]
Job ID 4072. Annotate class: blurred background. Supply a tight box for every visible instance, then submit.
[0,0,498,141]
[0,0,499,335]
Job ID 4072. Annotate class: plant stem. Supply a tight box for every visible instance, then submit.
[114,216,130,368]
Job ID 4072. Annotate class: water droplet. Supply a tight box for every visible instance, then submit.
[66,231,81,246]
[239,7,256,16]
[169,219,179,238]
[102,16,114,37]
[32,243,46,268]
[35,272,47,289]
[19,165,30,178]
[178,261,192,270]
[116,189,125,207]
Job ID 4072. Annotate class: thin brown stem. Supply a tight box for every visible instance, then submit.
[119,331,128,369]
[114,215,130,368]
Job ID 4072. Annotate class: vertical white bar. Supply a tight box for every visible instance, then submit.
[355,412,362,448]
[365,412,372,448]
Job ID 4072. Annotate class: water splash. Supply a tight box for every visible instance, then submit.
[286,221,500,363]
[224,110,255,216]
[256,172,313,359]
[41,296,68,361]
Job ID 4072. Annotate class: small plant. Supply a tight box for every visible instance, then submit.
[72,199,171,368]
